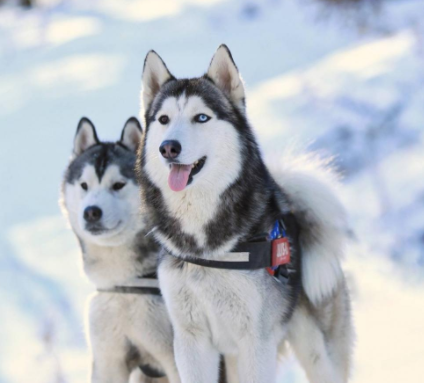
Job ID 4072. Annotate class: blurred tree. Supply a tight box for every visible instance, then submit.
[20,0,33,8]
[316,0,376,4]
[313,0,382,14]
[0,0,34,8]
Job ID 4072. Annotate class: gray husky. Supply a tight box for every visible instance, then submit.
[137,46,353,383]
[61,117,180,383]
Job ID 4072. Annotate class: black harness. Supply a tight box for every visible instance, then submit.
[97,272,162,296]
[169,213,301,284]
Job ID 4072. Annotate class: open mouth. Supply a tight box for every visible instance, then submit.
[168,156,206,192]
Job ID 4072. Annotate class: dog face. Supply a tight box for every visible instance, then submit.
[141,45,249,196]
[63,117,144,246]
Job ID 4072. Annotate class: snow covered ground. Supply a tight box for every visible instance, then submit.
[1,0,424,382]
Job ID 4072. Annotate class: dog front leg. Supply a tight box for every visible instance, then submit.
[174,332,220,383]
[236,339,278,383]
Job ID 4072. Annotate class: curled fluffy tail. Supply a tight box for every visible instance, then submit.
[269,153,348,305]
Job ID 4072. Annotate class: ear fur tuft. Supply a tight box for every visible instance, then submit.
[141,50,174,112]
[73,117,99,156]
[120,117,143,152]
[207,44,245,112]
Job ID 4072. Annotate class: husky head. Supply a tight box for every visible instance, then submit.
[63,117,144,247]
[139,45,260,197]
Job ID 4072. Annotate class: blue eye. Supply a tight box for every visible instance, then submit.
[194,114,211,123]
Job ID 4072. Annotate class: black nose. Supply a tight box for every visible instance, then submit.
[84,206,102,223]
[159,140,181,159]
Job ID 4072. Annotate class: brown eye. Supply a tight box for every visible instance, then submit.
[158,115,169,125]
[112,182,126,191]
[81,182,88,191]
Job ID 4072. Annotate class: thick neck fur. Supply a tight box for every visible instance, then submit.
[139,115,290,259]
[80,230,159,289]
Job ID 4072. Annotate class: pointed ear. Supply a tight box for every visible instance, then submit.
[73,117,99,156]
[141,50,173,112]
[207,44,245,112]
[120,117,143,152]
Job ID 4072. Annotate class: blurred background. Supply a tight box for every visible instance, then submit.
[1,0,423,382]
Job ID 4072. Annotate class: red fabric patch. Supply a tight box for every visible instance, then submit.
[271,237,291,267]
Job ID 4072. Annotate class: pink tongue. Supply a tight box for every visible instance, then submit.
[168,164,192,192]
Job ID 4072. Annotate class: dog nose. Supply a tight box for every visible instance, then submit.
[159,140,181,159]
[84,206,102,223]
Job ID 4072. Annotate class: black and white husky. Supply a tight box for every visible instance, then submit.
[137,46,353,383]
[61,117,180,383]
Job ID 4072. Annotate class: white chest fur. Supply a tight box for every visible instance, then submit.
[161,186,222,247]
[83,242,154,289]
[159,258,287,355]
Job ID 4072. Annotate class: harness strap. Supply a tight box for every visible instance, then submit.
[171,213,299,275]
[97,273,161,296]
[180,241,273,270]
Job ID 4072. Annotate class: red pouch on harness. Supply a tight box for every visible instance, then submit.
[267,237,291,276]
